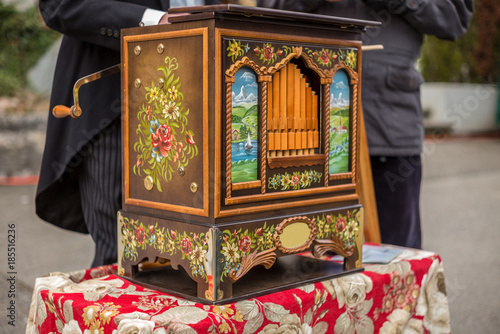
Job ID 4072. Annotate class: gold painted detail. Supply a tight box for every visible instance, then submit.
[274,216,316,254]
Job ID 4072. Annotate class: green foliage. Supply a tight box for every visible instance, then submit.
[419,0,499,83]
[419,27,478,83]
[0,4,59,96]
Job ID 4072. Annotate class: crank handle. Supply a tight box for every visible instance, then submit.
[52,64,121,118]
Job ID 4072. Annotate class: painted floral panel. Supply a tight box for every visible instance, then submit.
[133,56,198,192]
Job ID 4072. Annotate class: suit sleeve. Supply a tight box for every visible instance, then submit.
[38,0,168,51]
[256,0,325,12]
[401,0,474,40]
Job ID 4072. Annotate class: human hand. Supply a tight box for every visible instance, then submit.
[158,12,191,25]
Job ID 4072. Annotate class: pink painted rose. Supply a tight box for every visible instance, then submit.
[151,123,173,157]
[336,218,346,232]
[262,45,274,61]
[238,235,252,253]
[320,50,330,64]
[180,237,192,255]
[135,227,145,244]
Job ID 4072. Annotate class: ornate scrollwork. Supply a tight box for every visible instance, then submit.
[312,236,354,258]
[274,216,317,254]
[228,247,277,282]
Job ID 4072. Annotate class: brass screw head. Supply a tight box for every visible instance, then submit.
[190,182,198,193]
[134,78,141,88]
[144,176,154,190]
[134,45,142,56]
[157,43,165,54]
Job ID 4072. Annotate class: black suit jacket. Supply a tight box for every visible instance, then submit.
[36,0,217,233]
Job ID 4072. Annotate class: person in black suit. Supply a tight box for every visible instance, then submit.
[257,0,473,248]
[36,0,218,267]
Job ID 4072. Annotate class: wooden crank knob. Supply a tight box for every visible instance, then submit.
[52,105,82,118]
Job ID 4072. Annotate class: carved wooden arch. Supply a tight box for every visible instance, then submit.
[225,49,330,83]
[331,61,359,85]
[225,56,269,82]
[225,58,264,200]
[328,62,360,183]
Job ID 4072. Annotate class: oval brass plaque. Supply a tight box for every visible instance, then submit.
[279,222,311,249]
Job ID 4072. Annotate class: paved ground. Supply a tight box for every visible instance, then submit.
[0,135,499,333]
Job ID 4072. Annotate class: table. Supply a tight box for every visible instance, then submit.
[26,245,450,334]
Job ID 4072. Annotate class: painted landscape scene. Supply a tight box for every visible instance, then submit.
[231,67,259,183]
[329,70,350,174]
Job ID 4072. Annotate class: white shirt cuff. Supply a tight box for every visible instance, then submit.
[141,8,166,26]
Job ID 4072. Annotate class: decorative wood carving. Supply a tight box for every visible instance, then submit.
[312,237,354,258]
[228,247,277,282]
[274,216,317,254]
[267,154,325,169]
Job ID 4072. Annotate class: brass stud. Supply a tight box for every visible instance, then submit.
[144,176,154,190]
[134,45,142,56]
[190,182,198,193]
[158,78,164,88]
[178,166,185,177]
[134,78,141,88]
[157,43,165,54]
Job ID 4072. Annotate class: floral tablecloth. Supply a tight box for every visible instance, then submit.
[26,245,450,334]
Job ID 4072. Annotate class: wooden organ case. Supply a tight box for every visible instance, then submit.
[118,5,379,303]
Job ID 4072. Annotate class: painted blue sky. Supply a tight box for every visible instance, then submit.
[233,68,258,98]
[330,70,350,108]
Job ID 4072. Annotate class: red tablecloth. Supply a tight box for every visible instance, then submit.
[27,245,450,334]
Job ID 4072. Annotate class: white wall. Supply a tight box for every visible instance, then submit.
[421,82,499,134]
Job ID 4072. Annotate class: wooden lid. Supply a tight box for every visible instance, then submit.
[168,4,381,30]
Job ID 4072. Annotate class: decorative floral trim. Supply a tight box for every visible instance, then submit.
[120,216,208,280]
[221,223,277,279]
[252,44,292,65]
[268,170,323,191]
[227,39,250,62]
[305,47,357,69]
[133,56,198,192]
[314,210,360,249]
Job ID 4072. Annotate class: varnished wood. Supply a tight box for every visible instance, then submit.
[232,180,261,191]
[358,106,381,243]
[122,28,210,217]
[267,154,325,169]
[221,192,359,217]
[119,8,376,302]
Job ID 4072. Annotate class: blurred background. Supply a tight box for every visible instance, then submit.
[0,0,498,332]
